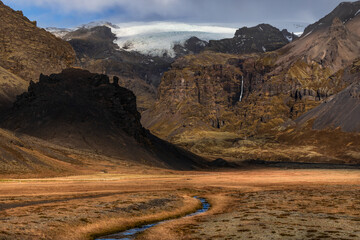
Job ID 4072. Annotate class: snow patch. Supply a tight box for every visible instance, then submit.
[262,46,266,52]
[356,9,360,16]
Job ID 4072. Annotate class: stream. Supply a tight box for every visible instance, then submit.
[95,196,210,240]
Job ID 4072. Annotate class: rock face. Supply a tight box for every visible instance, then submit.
[0,1,75,82]
[0,69,205,170]
[206,24,290,54]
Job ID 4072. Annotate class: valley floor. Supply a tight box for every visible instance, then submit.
[0,168,359,240]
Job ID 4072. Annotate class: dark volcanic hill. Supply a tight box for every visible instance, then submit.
[0,1,75,82]
[206,24,290,54]
[0,69,205,170]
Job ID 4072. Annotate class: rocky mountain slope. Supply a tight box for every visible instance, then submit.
[295,59,360,132]
[0,1,75,82]
[302,1,360,37]
[0,69,206,170]
[206,24,292,54]
[143,1,360,164]
[0,66,28,109]
[296,82,360,132]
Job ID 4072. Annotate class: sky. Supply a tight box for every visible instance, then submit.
[2,0,350,31]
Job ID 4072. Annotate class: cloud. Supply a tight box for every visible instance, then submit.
[3,0,348,29]
[8,0,180,13]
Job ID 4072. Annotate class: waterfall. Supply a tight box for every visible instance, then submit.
[239,75,244,102]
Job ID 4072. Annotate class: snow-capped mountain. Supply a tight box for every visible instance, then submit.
[46,21,308,57]
[47,22,236,57]
[110,22,236,57]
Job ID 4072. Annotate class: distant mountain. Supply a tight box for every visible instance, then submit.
[49,22,236,58]
[205,24,292,54]
[0,69,206,170]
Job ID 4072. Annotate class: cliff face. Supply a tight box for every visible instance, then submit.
[0,69,205,170]
[142,51,275,139]
[0,1,75,82]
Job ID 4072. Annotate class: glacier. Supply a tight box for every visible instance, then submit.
[110,22,236,57]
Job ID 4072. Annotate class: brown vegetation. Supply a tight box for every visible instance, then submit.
[0,169,359,239]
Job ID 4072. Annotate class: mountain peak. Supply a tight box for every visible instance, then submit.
[303,0,360,36]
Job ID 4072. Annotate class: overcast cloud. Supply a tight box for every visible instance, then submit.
[2,0,350,30]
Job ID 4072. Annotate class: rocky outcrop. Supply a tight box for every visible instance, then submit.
[0,1,75,82]
[173,37,208,56]
[206,24,290,54]
[281,29,299,42]
[0,69,205,170]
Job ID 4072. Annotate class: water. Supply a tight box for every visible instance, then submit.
[96,196,210,240]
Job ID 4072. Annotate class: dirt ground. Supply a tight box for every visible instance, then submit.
[0,168,359,240]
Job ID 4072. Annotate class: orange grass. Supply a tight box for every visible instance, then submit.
[61,195,201,240]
